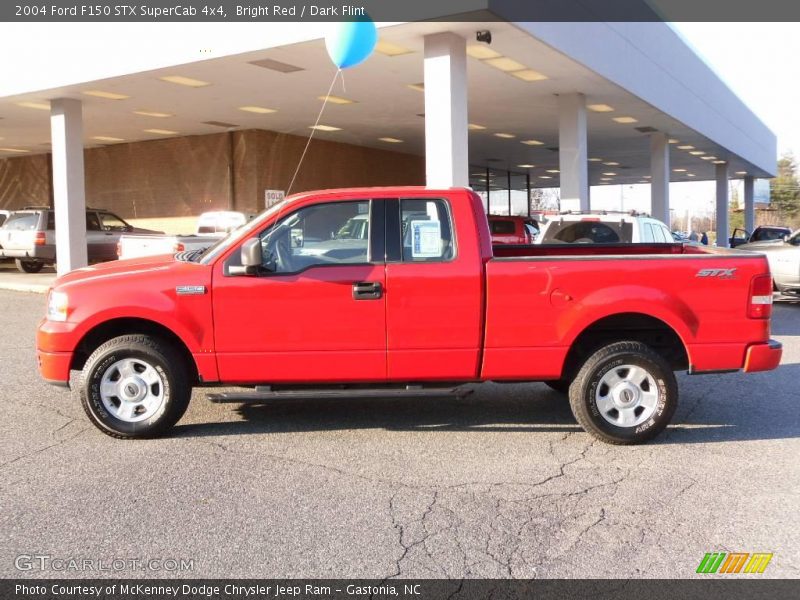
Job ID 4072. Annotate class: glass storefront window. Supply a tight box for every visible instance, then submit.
[468,166,531,216]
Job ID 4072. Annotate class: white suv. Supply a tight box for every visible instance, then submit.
[536,211,674,245]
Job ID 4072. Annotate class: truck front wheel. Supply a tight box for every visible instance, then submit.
[79,334,191,439]
[568,341,677,445]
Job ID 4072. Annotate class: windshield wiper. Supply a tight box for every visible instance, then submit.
[175,249,204,263]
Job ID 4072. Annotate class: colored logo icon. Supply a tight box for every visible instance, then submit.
[697,552,773,574]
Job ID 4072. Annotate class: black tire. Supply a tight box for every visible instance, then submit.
[544,379,570,394]
[79,334,191,439]
[568,341,678,445]
[15,259,44,273]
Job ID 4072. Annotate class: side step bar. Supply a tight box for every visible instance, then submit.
[208,385,470,404]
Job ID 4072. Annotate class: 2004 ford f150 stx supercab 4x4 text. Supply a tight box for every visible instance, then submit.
[36,187,782,444]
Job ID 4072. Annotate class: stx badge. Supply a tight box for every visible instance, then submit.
[696,268,737,279]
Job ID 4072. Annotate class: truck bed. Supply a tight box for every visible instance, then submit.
[483,242,769,380]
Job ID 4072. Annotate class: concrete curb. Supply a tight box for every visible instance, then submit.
[0,282,50,294]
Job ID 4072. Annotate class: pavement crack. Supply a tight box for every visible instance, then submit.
[0,426,90,470]
[387,489,440,578]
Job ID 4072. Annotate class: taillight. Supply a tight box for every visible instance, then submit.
[173,242,185,252]
[34,231,46,246]
[748,274,773,319]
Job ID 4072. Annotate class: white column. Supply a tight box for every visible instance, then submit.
[715,162,729,247]
[743,175,755,234]
[558,93,589,211]
[650,132,670,224]
[424,32,468,188]
[50,98,87,275]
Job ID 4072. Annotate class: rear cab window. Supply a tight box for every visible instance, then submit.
[3,212,41,231]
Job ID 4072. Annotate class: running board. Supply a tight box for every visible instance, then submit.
[208,385,470,404]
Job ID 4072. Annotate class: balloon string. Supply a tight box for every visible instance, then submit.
[286,68,341,196]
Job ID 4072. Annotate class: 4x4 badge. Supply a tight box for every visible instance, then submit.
[176,285,206,295]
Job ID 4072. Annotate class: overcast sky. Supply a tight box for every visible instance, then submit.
[674,22,796,157]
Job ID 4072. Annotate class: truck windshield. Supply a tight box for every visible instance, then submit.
[197,200,288,264]
[752,228,790,242]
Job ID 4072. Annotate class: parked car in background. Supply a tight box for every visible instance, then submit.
[196,211,251,236]
[536,211,673,244]
[671,231,689,242]
[0,207,159,273]
[729,226,792,248]
[488,215,540,244]
[739,229,800,296]
[117,210,251,260]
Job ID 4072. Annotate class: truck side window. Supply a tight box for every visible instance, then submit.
[86,213,102,231]
[100,212,130,231]
[642,223,655,243]
[257,200,372,274]
[399,198,455,262]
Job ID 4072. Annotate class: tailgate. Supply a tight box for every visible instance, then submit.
[0,229,35,250]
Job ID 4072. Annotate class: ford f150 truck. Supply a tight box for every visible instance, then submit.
[36,187,782,444]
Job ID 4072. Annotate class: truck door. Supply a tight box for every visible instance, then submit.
[85,212,112,262]
[384,196,484,380]
[212,198,387,383]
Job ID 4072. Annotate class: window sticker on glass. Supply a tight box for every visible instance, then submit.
[411,220,442,258]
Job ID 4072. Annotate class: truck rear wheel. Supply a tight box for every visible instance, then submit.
[16,259,44,273]
[568,341,677,445]
[79,334,191,439]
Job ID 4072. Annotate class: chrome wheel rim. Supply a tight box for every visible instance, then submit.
[99,358,165,423]
[595,364,659,428]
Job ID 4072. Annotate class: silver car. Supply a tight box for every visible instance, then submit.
[0,207,159,273]
[739,229,800,296]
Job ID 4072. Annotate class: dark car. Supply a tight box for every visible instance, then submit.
[0,207,161,273]
[488,215,539,244]
[729,226,792,248]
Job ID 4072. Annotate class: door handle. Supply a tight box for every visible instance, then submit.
[352,281,382,300]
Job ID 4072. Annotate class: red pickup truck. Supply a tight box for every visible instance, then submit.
[37,187,782,444]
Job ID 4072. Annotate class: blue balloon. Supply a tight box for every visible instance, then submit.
[325,20,378,70]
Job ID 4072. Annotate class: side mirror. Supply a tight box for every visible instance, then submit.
[229,238,264,276]
[241,238,261,267]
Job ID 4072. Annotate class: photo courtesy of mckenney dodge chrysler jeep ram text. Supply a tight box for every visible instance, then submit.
[36,187,782,445]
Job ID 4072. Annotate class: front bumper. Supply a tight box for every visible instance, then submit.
[37,349,72,387]
[36,318,79,386]
[743,340,783,373]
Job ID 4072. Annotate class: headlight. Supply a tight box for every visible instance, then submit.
[47,291,69,322]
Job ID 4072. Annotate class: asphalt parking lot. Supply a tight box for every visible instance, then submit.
[0,288,798,579]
